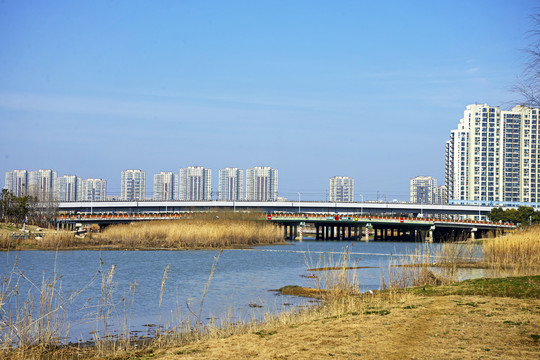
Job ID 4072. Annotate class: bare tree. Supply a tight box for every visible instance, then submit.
[514,13,540,106]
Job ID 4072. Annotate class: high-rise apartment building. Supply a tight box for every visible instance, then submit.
[153,172,178,200]
[245,167,278,201]
[329,176,354,202]
[55,175,81,201]
[434,185,448,205]
[410,176,437,204]
[218,168,243,201]
[80,178,107,201]
[445,104,540,205]
[121,169,146,200]
[179,166,211,201]
[28,169,57,201]
[4,170,28,197]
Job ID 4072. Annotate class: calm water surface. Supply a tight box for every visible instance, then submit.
[1,240,472,342]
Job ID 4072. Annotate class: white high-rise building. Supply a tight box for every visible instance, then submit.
[80,178,107,201]
[245,167,278,201]
[410,176,437,204]
[4,170,28,197]
[153,172,178,200]
[434,185,448,205]
[445,104,540,205]
[121,170,146,200]
[329,176,354,202]
[55,175,81,201]
[28,169,57,201]
[179,166,211,201]
[218,168,243,201]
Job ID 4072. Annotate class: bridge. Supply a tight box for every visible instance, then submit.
[57,200,502,218]
[267,213,513,242]
[55,201,515,242]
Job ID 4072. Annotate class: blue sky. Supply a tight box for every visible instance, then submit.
[0,0,537,200]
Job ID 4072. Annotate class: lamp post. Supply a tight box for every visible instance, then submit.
[298,192,301,213]
[91,188,95,215]
[359,194,364,216]
[165,187,168,214]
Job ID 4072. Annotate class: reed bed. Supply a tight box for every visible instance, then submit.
[382,242,480,290]
[99,215,283,249]
[482,226,540,276]
[304,248,361,299]
[0,260,70,359]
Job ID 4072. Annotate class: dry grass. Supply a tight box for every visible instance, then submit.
[98,214,283,249]
[304,248,362,299]
[0,259,70,358]
[482,226,540,276]
[0,212,284,250]
[154,293,540,360]
[382,242,480,291]
[99,219,282,249]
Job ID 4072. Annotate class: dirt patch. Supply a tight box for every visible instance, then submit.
[154,294,539,360]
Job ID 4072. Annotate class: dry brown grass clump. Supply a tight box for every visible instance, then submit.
[482,226,540,276]
[382,242,479,290]
[99,213,283,249]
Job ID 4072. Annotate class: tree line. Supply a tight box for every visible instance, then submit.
[488,206,540,226]
[0,189,58,227]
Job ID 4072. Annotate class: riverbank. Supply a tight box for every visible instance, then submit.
[9,276,537,360]
[147,276,540,360]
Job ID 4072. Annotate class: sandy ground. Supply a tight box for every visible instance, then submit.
[151,294,539,360]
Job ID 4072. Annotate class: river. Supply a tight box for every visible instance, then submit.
[0,240,479,344]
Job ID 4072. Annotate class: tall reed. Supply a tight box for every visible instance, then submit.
[0,257,69,358]
[381,242,479,290]
[99,213,283,249]
[305,247,361,299]
[482,226,540,276]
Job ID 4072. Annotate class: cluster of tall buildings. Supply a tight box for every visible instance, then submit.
[410,104,540,207]
[121,167,278,201]
[4,169,107,201]
[112,166,279,202]
[3,166,280,202]
[445,104,540,206]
